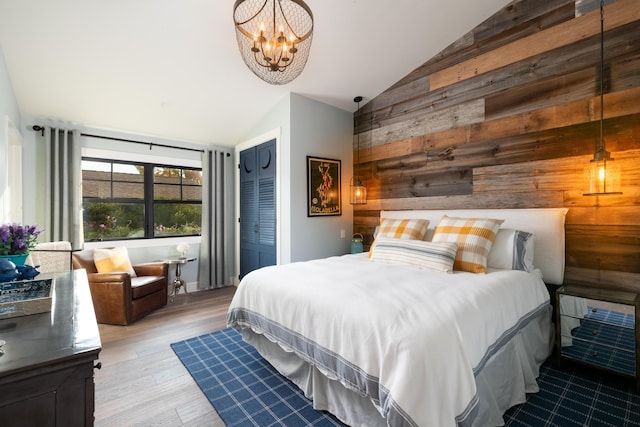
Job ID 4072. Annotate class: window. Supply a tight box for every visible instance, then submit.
[82,158,202,241]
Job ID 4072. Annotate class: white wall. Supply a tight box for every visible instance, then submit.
[237,92,353,266]
[0,47,20,126]
[289,93,353,261]
[0,46,22,223]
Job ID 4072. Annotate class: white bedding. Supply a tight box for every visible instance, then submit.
[227,253,551,427]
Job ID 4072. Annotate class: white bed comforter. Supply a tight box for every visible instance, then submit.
[227,253,550,427]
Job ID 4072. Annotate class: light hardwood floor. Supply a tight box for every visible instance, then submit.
[94,286,236,427]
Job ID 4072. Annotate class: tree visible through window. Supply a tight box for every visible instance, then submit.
[82,158,202,241]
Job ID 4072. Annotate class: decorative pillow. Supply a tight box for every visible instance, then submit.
[369,218,430,257]
[370,237,458,273]
[487,229,535,271]
[432,216,504,273]
[93,246,137,277]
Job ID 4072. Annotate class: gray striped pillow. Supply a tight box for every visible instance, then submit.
[370,237,458,273]
[487,229,534,271]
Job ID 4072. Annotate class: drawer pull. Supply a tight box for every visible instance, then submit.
[592,351,598,357]
[591,308,598,313]
[94,362,102,370]
[592,330,599,336]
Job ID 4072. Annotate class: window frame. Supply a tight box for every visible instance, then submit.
[82,157,203,242]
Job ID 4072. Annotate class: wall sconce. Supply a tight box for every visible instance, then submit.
[583,0,622,196]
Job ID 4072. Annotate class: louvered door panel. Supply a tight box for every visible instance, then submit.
[240,180,257,244]
[239,139,277,279]
[259,177,275,245]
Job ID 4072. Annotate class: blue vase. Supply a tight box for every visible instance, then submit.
[0,254,29,266]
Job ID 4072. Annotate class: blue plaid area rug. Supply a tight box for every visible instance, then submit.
[172,328,640,427]
[170,328,345,426]
[504,362,639,426]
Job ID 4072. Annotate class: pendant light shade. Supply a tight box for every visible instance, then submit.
[351,96,367,205]
[584,148,622,196]
[583,0,622,196]
[233,0,314,85]
[350,177,367,205]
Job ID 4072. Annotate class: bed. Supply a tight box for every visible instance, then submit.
[227,208,568,426]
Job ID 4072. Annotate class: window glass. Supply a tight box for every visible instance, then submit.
[113,182,144,199]
[83,202,145,240]
[154,203,202,237]
[154,184,181,200]
[113,163,143,181]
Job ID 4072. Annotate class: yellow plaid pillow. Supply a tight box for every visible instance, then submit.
[93,246,137,277]
[432,216,504,273]
[369,218,430,257]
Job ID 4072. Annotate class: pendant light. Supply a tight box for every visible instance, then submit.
[350,96,367,204]
[584,0,622,196]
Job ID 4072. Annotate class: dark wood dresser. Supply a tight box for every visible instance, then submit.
[0,270,102,426]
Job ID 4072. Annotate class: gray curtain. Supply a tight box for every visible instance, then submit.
[198,149,234,288]
[44,126,83,250]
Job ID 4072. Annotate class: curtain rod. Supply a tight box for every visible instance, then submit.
[81,132,206,153]
[32,125,206,154]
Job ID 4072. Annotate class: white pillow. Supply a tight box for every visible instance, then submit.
[93,246,137,277]
[370,237,458,273]
[487,229,534,272]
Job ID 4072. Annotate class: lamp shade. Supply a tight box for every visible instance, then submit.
[584,155,622,196]
[350,177,367,204]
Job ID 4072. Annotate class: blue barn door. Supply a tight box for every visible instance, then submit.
[239,139,276,279]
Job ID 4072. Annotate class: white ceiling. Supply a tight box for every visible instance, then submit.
[0,0,509,147]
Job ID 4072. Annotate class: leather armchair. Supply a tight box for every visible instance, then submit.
[72,249,169,325]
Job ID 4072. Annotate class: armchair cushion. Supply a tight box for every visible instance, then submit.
[131,276,167,299]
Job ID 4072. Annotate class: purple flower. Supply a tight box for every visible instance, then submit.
[12,239,27,253]
[0,225,10,242]
[0,223,43,255]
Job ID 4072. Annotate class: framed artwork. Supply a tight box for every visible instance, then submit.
[307,156,341,216]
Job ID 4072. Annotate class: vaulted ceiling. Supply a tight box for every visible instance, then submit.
[0,0,509,146]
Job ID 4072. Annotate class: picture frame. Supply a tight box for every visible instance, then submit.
[307,156,341,216]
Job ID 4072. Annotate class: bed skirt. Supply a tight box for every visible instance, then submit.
[239,304,554,427]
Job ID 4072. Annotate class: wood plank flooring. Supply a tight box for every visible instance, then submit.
[94,286,236,427]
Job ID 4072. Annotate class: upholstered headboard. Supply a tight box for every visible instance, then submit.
[380,208,568,285]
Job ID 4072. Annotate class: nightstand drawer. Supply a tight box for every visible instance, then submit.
[561,335,636,376]
[556,285,639,391]
[559,311,635,352]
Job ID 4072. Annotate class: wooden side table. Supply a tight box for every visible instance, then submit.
[556,283,639,392]
[164,257,196,302]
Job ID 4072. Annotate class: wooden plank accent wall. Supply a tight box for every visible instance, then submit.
[353,0,640,292]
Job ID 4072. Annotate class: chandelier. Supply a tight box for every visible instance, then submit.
[233,0,314,85]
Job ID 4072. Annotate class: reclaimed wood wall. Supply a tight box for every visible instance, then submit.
[353,0,640,291]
